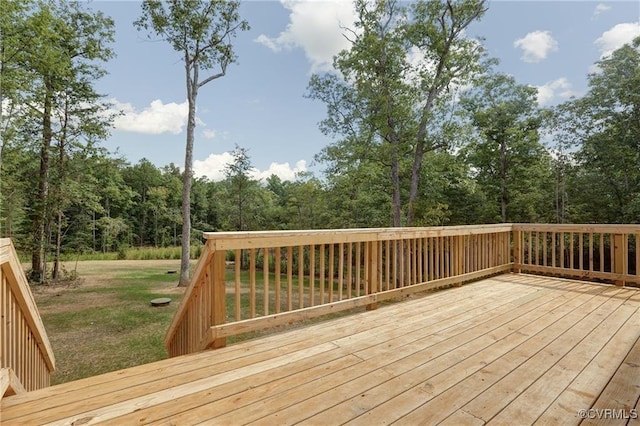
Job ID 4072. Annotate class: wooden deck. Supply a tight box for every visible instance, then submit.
[2,273,640,425]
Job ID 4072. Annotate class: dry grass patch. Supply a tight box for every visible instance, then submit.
[31,260,189,385]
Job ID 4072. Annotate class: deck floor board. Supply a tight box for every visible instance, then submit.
[1,273,639,426]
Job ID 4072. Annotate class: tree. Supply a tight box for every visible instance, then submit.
[556,37,640,223]
[135,0,249,286]
[460,72,552,222]
[11,1,115,282]
[221,145,261,232]
[308,0,487,226]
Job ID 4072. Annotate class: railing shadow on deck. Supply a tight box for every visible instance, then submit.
[0,239,55,398]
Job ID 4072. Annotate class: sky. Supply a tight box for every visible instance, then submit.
[88,0,640,182]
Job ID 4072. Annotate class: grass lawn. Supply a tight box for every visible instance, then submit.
[31,260,188,385]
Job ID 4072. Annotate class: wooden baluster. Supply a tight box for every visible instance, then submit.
[287,246,293,311]
[366,241,379,311]
[328,244,334,303]
[235,249,241,321]
[275,247,281,314]
[250,249,256,318]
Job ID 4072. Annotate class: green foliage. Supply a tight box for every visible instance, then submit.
[2,1,639,269]
[554,37,640,224]
[460,72,554,223]
[308,0,488,226]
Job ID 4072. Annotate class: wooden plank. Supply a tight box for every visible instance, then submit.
[149,281,536,425]
[205,224,515,250]
[340,282,621,426]
[108,352,364,425]
[5,274,637,425]
[582,334,640,426]
[537,305,640,424]
[22,343,340,426]
[513,224,640,234]
[268,276,610,425]
[457,288,630,421]
[488,302,639,424]
[4,277,512,421]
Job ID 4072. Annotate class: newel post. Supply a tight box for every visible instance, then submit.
[210,249,227,348]
[366,241,379,311]
[612,234,626,287]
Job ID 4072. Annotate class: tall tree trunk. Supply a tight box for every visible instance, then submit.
[31,79,53,282]
[52,210,62,280]
[500,139,507,222]
[391,153,402,227]
[53,96,69,280]
[179,86,197,287]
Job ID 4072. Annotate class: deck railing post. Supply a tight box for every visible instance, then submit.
[210,250,227,348]
[513,227,521,273]
[612,233,626,286]
[366,241,378,311]
[453,235,464,287]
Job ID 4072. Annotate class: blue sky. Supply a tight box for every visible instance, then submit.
[90,0,640,181]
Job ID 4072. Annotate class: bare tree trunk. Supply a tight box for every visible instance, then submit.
[500,139,507,222]
[31,79,53,283]
[53,210,62,280]
[179,85,197,287]
[391,154,402,227]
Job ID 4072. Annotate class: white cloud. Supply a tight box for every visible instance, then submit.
[595,22,640,58]
[193,153,307,182]
[255,0,356,72]
[202,129,216,139]
[112,99,189,134]
[536,78,579,106]
[593,3,611,18]
[193,152,234,181]
[513,30,559,63]
[250,160,308,181]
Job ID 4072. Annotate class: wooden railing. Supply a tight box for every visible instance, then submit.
[0,239,55,397]
[165,225,513,357]
[513,224,640,286]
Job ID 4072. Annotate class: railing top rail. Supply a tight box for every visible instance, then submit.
[0,239,56,372]
[203,224,513,250]
[513,223,640,233]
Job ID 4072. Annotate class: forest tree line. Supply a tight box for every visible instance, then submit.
[1,0,639,282]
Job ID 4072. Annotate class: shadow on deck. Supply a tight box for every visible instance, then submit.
[2,273,639,425]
